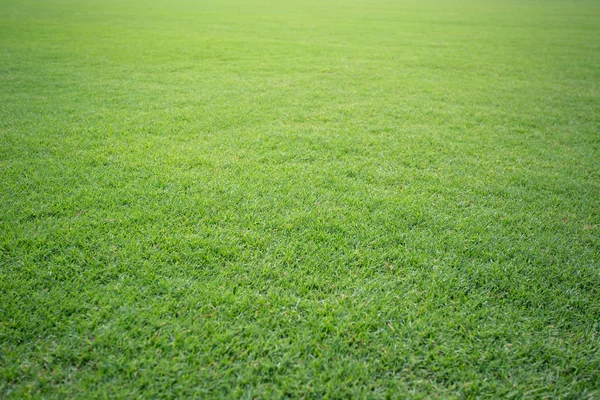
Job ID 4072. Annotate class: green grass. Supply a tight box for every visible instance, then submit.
[1,0,599,397]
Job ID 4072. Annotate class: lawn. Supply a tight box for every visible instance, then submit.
[1,0,599,397]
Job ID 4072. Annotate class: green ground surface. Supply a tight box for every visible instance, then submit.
[1,0,599,397]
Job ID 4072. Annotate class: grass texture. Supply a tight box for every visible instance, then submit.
[1,0,599,397]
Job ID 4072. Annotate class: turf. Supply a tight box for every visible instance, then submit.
[1,0,599,397]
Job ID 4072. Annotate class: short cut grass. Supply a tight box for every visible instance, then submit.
[1,0,599,397]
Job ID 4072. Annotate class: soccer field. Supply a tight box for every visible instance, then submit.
[1,0,599,397]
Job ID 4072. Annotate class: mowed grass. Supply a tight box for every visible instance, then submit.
[1,0,599,397]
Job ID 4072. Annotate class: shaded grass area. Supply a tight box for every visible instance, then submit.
[1,0,599,397]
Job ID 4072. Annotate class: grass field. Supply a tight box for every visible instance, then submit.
[1,0,600,397]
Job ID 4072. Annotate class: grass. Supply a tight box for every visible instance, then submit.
[1,0,599,397]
